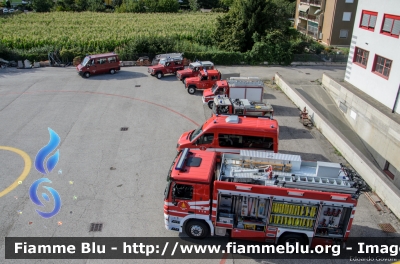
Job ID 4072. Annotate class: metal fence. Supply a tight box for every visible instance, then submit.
[293,54,348,62]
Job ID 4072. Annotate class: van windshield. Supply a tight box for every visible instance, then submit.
[190,125,203,141]
[189,64,194,70]
[81,57,90,67]
[211,83,219,93]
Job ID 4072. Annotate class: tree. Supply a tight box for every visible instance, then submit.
[113,0,123,7]
[189,0,199,11]
[158,0,180,12]
[248,30,293,64]
[197,0,219,9]
[32,0,54,12]
[75,0,88,11]
[219,0,233,8]
[87,0,105,12]
[214,0,291,52]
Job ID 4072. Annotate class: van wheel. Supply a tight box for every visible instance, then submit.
[84,72,90,78]
[110,69,116,75]
[156,72,163,79]
[188,86,196,95]
[185,220,209,239]
[278,233,308,246]
[208,101,214,109]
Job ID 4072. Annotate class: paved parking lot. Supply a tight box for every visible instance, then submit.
[0,65,399,264]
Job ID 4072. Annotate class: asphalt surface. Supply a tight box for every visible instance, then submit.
[0,65,399,264]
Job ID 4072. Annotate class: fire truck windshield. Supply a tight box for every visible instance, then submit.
[190,125,203,141]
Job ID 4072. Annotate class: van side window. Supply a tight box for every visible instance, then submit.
[198,133,214,144]
[218,134,241,147]
[108,57,116,63]
[218,134,274,150]
[174,184,193,200]
[99,58,107,64]
[242,135,274,150]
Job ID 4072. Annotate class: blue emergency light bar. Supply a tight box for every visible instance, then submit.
[175,148,190,171]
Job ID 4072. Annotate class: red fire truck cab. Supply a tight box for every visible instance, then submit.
[177,115,279,154]
[148,55,184,79]
[176,61,214,83]
[164,149,360,247]
[185,69,222,95]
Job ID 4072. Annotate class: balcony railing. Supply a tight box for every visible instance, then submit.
[297,25,307,33]
[299,12,319,22]
[300,0,321,6]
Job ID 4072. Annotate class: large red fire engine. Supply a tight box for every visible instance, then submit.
[164,149,361,246]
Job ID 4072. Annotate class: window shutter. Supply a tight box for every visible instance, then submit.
[392,19,400,35]
[383,18,393,32]
[361,14,370,26]
[369,15,377,28]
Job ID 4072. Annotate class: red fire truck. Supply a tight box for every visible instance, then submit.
[185,69,222,95]
[164,149,360,246]
[202,78,264,109]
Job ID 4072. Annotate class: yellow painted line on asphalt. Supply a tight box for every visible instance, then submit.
[0,146,32,197]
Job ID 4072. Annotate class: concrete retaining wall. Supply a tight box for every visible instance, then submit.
[275,73,400,219]
[322,74,400,187]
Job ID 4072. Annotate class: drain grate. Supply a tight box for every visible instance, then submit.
[90,223,103,232]
[135,85,141,87]
[378,223,396,233]
[121,127,129,131]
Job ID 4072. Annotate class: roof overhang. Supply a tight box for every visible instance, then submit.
[299,5,310,12]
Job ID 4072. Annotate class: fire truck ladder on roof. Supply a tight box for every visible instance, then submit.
[270,174,358,195]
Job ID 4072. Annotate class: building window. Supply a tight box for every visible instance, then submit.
[381,14,400,38]
[343,12,352,21]
[384,161,396,180]
[360,10,378,31]
[353,47,369,68]
[339,29,348,38]
[373,55,392,79]
[345,0,354,3]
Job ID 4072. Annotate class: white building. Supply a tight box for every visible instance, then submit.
[345,0,400,114]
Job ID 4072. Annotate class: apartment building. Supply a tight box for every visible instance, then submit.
[295,0,358,46]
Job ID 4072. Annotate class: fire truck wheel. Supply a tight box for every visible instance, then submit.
[110,69,116,75]
[278,233,308,246]
[156,72,163,79]
[185,220,209,239]
[207,101,214,109]
[188,86,196,95]
[182,77,186,84]
[84,72,90,78]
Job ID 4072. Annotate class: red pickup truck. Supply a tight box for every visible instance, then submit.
[176,61,214,83]
[148,57,184,79]
[185,69,222,95]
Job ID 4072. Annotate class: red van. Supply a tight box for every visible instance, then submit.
[77,53,121,78]
[177,115,279,153]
